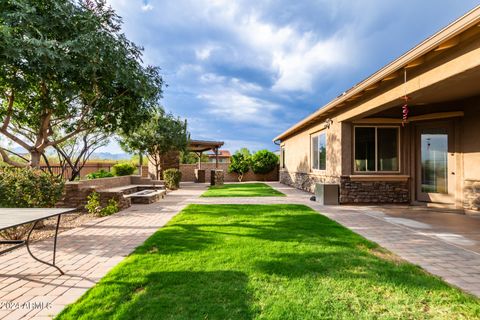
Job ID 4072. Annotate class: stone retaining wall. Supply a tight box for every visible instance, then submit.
[58,175,163,211]
[280,171,410,204]
[279,170,339,193]
[464,179,480,211]
[180,163,279,182]
[339,176,410,204]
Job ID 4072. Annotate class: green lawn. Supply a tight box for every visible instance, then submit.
[57,204,480,320]
[201,183,285,197]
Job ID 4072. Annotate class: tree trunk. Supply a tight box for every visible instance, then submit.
[70,169,80,181]
[29,150,42,168]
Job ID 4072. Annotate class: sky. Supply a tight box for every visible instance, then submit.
[97,0,479,154]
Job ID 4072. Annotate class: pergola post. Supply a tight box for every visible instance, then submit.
[196,151,202,170]
[187,140,224,183]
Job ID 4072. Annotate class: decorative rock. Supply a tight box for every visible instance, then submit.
[211,170,224,186]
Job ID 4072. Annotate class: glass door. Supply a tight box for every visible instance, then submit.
[416,125,455,203]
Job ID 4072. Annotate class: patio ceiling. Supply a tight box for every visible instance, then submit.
[187,139,224,153]
[353,64,480,120]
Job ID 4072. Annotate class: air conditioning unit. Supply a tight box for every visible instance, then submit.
[315,183,339,205]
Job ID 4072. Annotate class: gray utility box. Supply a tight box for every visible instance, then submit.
[315,183,339,205]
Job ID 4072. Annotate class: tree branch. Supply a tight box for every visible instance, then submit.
[1,91,14,130]
[0,147,28,168]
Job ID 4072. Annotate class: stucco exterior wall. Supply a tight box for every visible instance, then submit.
[462,103,480,181]
[280,118,343,192]
[461,101,480,211]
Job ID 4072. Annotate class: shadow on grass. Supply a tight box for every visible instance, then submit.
[58,271,253,320]
[254,250,449,292]
[57,204,480,319]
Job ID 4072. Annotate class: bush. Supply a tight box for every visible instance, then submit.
[0,167,65,239]
[85,169,114,180]
[112,162,136,176]
[164,168,181,190]
[228,152,251,182]
[101,199,119,216]
[251,150,278,174]
[0,167,65,208]
[85,191,119,217]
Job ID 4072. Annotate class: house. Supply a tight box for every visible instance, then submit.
[273,7,480,212]
[207,150,231,163]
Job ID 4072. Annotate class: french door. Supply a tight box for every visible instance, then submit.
[416,123,456,204]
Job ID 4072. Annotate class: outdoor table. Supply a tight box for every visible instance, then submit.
[0,208,77,274]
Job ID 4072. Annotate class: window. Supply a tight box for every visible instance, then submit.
[280,146,286,169]
[354,126,399,172]
[311,132,326,170]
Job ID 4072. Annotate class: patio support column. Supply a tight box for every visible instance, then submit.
[214,147,219,169]
[197,151,202,170]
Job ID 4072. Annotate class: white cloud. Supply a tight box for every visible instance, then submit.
[198,90,281,126]
[272,34,349,92]
[195,6,353,92]
[141,3,153,12]
[195,45,219,60]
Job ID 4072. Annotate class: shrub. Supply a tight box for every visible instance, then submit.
[85,169,114,180]
[0,167,65,208]
[85,191,119,217]
[0,167,65,239]
[228,152,251,182]
[112,162,136,176]
[100,199,119,217]
[251,150,278,174]
[85,191,102,215]
[164,168,181,190]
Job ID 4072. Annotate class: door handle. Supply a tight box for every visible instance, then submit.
[451,172,455,175]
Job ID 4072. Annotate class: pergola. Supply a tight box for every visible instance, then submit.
[187,139,224,169]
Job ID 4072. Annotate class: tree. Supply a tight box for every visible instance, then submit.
[119,108,188,180]
[251,150,278,174]
[180,151,208,164]
[0,0,163,168]
[237,148,252,158]
[50,129,109,181]
[228,151,251,182]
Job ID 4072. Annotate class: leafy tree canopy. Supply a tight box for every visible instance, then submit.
[251,150,278,174]
[228,150,251,182]
[0,0,163,167]
[119,107,189,179]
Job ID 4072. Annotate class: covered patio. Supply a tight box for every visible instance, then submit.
[187,139,224,183]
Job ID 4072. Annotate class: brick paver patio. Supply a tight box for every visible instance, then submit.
[1,181,479,319]
[0,184,205,320]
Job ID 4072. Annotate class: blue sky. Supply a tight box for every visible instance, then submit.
[101,0,479,154]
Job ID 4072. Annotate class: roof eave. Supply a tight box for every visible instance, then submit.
[273,5,480,142]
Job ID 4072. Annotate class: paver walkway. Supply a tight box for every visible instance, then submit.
[193,181,480,297]
[0,184,205,320]
[1,181,479,319]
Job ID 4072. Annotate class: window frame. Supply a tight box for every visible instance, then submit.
[353,125,401,173]
[280,145,286,169]
[310,130,327,172]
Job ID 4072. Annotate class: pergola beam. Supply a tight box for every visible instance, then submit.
[187,139,224,170]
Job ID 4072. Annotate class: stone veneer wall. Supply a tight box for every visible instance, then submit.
[464,179,480,211]
[279,170,339,193]
[210,170,225,186]
[280,171,410,204]
[339,176,409,204]
[58,175,163,211]
[180,163,279,182]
